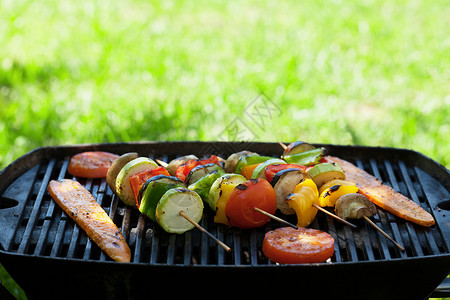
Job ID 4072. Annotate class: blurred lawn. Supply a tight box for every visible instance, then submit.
[0,0,449,298]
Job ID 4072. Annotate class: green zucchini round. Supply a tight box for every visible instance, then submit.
[156,188,204,234]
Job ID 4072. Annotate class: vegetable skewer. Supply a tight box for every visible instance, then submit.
[278,142,358,228]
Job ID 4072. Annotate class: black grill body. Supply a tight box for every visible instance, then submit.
[0,142,449,299]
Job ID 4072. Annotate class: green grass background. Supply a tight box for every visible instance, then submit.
[0,0,449,298]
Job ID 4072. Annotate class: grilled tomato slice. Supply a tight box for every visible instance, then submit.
[262,227,334,264]
[68,151,119,178]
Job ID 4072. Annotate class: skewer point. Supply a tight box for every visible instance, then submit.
[253,207,298,229]
[179,210,231,252]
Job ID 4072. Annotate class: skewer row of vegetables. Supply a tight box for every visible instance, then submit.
[102,141,391,263]
[50,140,434,263]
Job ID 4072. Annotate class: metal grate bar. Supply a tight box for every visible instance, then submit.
[343,226,359,261]
[33,159,70,256]
[183,231,192,265]
[199,217,209,265]
[17,159,56,254]
[133,214,146,263]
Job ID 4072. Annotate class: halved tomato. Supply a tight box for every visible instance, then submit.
[225,178,277,229]
[262,227,334,264]
[68,151,119,178]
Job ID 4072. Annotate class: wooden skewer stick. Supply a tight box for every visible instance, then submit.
[312,204,358,228]
[278,141,287,150]
[155,159,168,167]
[254,207,298,229]
[363,215,405,251]
[179,210,231,252]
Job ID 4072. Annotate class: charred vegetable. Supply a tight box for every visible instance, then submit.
[281,141,316,158]
[262,227,335,264]
[318,179,356,195]
[208,173,247,212]
[188,170,225,203]
[286,179,319,228]
[273,168,311,215]
[186,163,225,185]
[318,183,359,207]
[335,193,377,220]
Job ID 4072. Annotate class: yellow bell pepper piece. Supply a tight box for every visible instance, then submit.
[286,179,320,228]
[214,183,237,225]
[319,184,359,207]
[318,179,356,195]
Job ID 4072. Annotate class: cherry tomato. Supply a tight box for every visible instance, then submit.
[175,155,220,182]
[265,164,307,183]
[262,227,335,264]
[129,166,170,205]
[225,178,277,229]
[68,151,119,178]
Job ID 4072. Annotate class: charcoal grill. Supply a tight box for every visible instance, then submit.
[0,141,449,299]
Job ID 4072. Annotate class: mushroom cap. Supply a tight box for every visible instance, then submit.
[335,193,377,220]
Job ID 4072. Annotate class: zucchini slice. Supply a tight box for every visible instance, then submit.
[106,152,139,194]
[156,188,204,234]
[188,170,225,203]
[138,175,186,221]
[186,163,225,186]
[250,158,286,180]
[115,157,158,206]
[307,162,345,189]
[273,168,311,215]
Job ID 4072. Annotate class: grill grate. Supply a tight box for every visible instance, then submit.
[3,147,448,267]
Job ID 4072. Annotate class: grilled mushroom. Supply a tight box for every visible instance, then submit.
[335,193,377,220]
[224,151,258,173]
